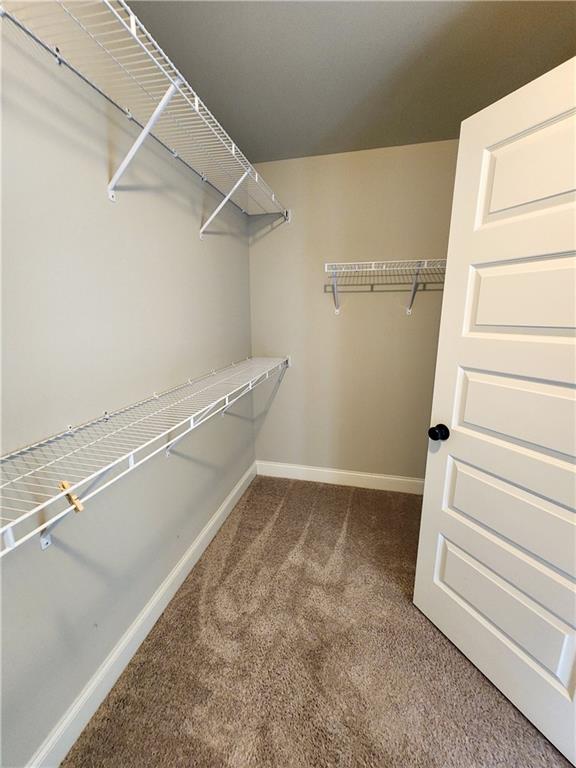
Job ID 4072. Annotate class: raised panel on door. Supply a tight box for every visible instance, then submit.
[449,459,576,579]
[458,369,576,457]
[436,537,575,689]
[471,255,576,330]
[482,110,576,220]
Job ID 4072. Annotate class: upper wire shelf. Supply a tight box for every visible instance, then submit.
[0,357,289,558]
[1,0,289,229]
[324,259,447,315]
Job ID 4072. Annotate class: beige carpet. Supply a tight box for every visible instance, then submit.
[62,477,570,768]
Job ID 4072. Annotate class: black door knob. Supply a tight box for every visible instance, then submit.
[428,423,450,441]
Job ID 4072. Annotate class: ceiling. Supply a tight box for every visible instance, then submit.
[132,1,576,163]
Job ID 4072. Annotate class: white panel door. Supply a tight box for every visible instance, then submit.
[414,58,576,763]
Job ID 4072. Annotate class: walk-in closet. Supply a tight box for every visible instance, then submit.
[2,2,575,767]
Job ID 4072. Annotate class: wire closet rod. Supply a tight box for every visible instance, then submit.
[0,1,290,227]
[0,4,242,214]
[0,357,290,557]
[324,259,447,315]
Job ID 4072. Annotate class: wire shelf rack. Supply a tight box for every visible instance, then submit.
[0,357,289,557]
[1,0,289,225]
[324,259,447,315]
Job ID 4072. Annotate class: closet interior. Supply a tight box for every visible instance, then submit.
[2,3,575,768]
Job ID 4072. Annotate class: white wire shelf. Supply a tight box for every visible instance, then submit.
[1,0,289,228]
[324,259,447,315]
[0,357,289,557]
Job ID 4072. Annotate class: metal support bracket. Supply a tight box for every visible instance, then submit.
[39,512,66,550]
[277,363,288,387]
[406,261,423,315]
[39,516,63,550]
[200,170,249,238]
[3,527,15,551]
[331,271,341,315]
[165,417,194,456]
[108,77,182,201]
[39,479,85,550]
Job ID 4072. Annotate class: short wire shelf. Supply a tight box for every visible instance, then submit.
[0,357,289,557]
[1,0,289,224]
[324,259,447,314]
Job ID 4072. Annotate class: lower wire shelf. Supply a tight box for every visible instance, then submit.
[0,357,289,557]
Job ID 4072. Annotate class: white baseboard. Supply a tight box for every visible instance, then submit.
[256,460,424,495]
[28,462,257,768]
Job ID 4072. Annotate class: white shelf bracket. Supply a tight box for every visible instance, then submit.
[199,170,249,238]
[3,527,15,551]
[39,509,70,549]
[331,271,341,315]
[406,261,423,315]
[39,515,64,550]
[165,417,194,456]
[108,77,182,202]
[128,11,137,38]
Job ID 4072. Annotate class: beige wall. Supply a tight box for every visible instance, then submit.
[1,22,255,767]
[250,141,458,479]
[2,18,458,766]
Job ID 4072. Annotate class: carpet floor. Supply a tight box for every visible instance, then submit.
[62,477,570,768]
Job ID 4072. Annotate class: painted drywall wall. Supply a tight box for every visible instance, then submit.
[250,140,458,479]
[2,15,458,765]
[1,22,256,767]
